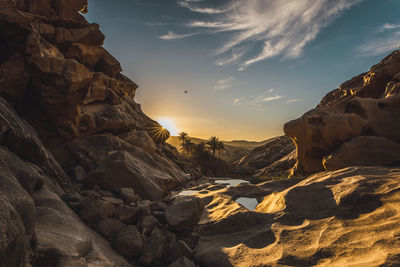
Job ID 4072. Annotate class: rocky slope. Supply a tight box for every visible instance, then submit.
[0,0,194,266]
[285,50,400,175]
[233,135,296,177]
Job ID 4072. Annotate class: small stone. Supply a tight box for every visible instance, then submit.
[137,200,152,215]
[73,165,86,181]
[139,215,160,236]
[119,187,136,203]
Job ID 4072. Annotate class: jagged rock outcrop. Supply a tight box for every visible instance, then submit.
[233,136,295,177]
[0,95,130,267]
[285,50,400,175]
[0,0,188,197]
[0,0,194,265]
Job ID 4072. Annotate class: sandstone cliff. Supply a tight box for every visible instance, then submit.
[285,50,400,175]
[0,0,192,265]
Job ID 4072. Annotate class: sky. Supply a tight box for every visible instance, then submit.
[85,0,400,141]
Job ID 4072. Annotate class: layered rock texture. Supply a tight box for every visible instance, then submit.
[285,50,400,175]
[0,0,191,265]
[233,136,296,178]
[0,0,190,197]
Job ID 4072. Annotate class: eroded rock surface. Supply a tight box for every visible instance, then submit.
[233,136,295,177]
[0,0,195,265]
[285,50,400,175]
[0,95,129,266]
[192,167,400,266]
[0,0,188,199]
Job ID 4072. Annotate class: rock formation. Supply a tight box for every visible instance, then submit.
[233,136,296,177]
[2,0,400,266]
[0,0,193,265]
[285,50,400,175]
[191,166,400,266]
[0,0,190,197]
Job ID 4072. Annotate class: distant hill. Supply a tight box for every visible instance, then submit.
[167,136,269,162]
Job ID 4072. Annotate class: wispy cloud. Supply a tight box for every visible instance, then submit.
[233,89,283,111]
[260,95,283,102]
[286,98,304,104]
[216,47,250,66]
[214,76,235,91]
[178,0,228,14]
[358,23,400,56]
[159,31,197,40]
[382,23,400,31]
[182,0,361,69]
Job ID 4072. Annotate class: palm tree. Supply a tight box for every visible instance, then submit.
[178,131,188,155]
[207,136,220,157]
[178,132,188,144]
[216,141,225,157]
[182,139,195,157]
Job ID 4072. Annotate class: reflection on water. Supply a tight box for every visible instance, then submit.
[235,197,259,210]
[215,179,249,187]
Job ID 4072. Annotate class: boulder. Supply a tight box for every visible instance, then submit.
[112,225,144,258]
[144,232,167,260]
[69,134,188,200]
[0,53,30,102]
[165,197,204,232]
[79,199,115,223]
[323,136,400,171]
[169,240,193,262]
[115,205,143,224]
[98,218,125,239]
[119,130,157,153]
[55,24,105,46]
[118,187,137,203]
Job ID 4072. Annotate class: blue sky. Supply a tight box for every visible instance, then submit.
[86,0,400,141]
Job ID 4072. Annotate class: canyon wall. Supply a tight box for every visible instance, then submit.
[285,50,400,175]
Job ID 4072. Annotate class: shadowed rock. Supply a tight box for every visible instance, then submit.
[285,50,400,175]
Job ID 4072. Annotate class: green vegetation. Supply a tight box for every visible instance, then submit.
[177,132,231,176]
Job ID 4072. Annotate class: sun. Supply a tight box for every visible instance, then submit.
[157,117,179,136]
